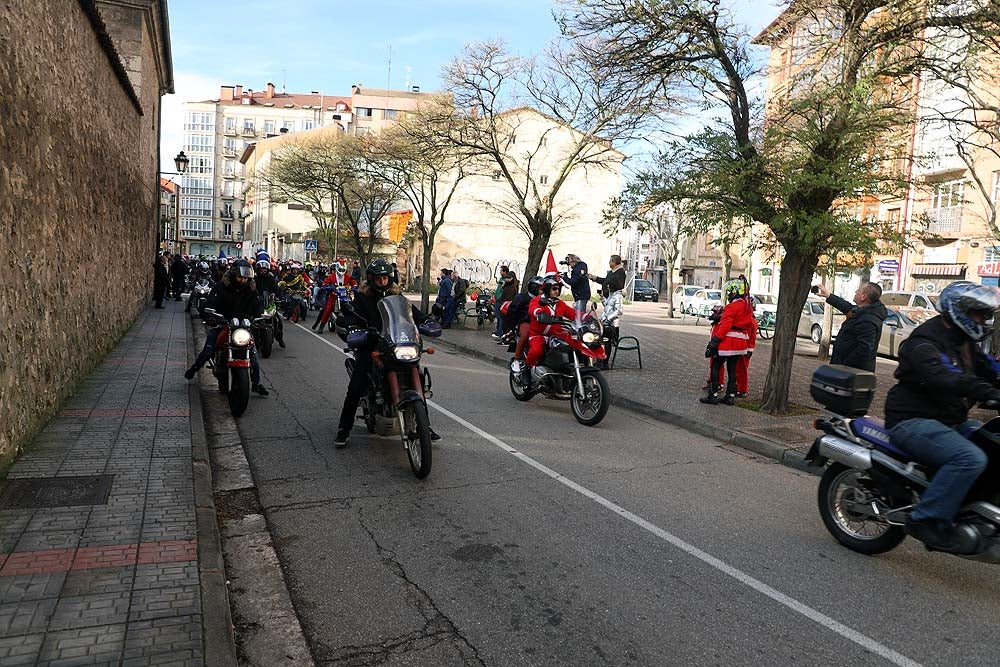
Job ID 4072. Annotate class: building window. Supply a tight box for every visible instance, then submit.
[224,138,237,154]
[222,180,234,197]
[226,117,236,131]
[927,180,965,234]
[180,197,213,217]
[886,208,901,225]
[180,218,213,238]
[356,107,372,118]
[264,120,275,135]
[180,175,213,196]
[302,119,314,131]
[184,112,215,131]
[282,120,294,131]
[384,109,397,120]
[984,246,1000,262]
[189,156,214,173]
[183,133,214,153]
[223,223,233,236]
[224,159,235,176]
[539,175,549,185]
[243,118,254,130]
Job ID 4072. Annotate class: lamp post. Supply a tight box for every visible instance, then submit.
[160,151,190,253]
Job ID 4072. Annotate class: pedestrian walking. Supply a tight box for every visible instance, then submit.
[493,265,519,339]
[813,282,886,372]
[153,254,169,309]
[560,253,591,312]
[437,268,454,328]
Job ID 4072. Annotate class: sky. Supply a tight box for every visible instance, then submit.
[160,0,786,172]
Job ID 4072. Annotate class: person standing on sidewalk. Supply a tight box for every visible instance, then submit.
[560,254,591,312]
[170,253,189,301]
[813,282,886,372]
[153,253,169,309]
[700,279,755,405]
[493,265,519,339]
[588,254,626,299]
[437,268,454,328]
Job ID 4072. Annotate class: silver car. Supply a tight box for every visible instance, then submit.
[881,291,938,324]
[797,299,844,343]
[879,307,920,358]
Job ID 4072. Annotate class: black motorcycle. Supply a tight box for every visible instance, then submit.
[807,364,1000,562]
[188,278,213,317]
[341,295,442,479]
[474,291,495,328]
[202,309,256,418]
[252,292,280,358]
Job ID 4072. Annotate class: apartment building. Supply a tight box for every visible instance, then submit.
[179,84,352,257]
[159,178,180,252]
[753,3,1000,296]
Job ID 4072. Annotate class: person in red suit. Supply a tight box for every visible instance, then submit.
[706,276,756,396]
[701,278,756,405]
[525,277,578,369]
[312,261,357,333]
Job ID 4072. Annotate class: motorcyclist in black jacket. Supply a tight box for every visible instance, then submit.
[885,280,1000,553]
[184,259,269,396]
[333,259,437,448]
[254,258,285,349]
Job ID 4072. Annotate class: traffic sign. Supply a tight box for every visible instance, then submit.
[236,242,243,250]
[877,259,899,275]
[304,239,318,252]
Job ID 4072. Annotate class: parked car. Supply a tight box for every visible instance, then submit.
[751,294,778,318]
[673,285,702,312]
[632,279,659,302]
[686,289,724,316]
[881,291,939,323]
[797,299,845,343]
[879,307,919,359]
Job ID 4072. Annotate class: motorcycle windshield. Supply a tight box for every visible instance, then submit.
[378,295,420,347]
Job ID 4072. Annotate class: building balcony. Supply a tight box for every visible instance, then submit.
[242,127,257,137]
[925,207,963,236]
[223,127,239,136]
[182,231,213,239]
[220,210,235,220]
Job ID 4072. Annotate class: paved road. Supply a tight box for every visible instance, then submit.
[228,319,999,667]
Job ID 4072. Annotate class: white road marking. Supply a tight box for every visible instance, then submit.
[290,320,922,667]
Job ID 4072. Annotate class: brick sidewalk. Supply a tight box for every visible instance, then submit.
[0,303,233,666]
[431,301,901,462]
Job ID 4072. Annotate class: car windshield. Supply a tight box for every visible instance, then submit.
[810,302,825,315]
[635,280,653,288]
[684,287,699,296]
[754,294,776,305]
[881,293,911,307]
[706,291,721,300]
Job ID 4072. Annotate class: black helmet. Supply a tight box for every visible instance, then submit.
[526,276,544,296]
[231,258,253,279]
[366,259,393,295]
[539,276,563,305]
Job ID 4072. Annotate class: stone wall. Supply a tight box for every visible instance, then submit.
[0,0,171,467]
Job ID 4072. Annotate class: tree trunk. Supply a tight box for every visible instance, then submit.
[420,235,433,312]
[760,250,818,415]
[817,265,835,360]
[521,228,551,290]
[664,258,676,318]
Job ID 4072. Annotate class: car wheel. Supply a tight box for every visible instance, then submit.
[652,294,659,302]
[811,324,822,344]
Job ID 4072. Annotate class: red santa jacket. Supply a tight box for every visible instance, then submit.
[528,296,578,337]
[714,298,756,356]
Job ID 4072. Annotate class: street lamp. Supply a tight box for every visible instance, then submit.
[173,150,190,174]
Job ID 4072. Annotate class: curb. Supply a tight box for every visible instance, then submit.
[433,336,820,476]
[187,320,239,667]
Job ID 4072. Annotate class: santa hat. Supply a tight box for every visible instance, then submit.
[544,249,560,280]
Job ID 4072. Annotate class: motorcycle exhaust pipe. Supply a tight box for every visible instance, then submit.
[817,435,872,470]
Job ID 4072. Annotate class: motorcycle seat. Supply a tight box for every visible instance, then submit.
[850,416,911,458]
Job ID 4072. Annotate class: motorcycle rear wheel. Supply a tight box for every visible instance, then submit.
[228,368,250,417]
[403,402,433,480]
[818,463,906,555]
[260,328,274,358]
[509,368,534,402]
[571,369,610,426]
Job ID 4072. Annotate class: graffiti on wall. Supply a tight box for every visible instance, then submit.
[452,258,525,285]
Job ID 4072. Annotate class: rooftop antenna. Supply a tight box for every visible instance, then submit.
[404,66,411,91]
[281,69,286,94]
[385,45,392,118]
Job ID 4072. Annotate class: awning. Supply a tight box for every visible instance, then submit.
[910,264,966,277]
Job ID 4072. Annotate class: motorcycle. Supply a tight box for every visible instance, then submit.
[188,278,213,317]
[202,309,257,418]
[252,293,280,358]
[806,363,1000,561]
[282,288,309,323]
[341,295,442,479]
[509,312,611,426]
[473,291,495,328]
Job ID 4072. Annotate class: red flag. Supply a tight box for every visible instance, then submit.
[544,249,560,279]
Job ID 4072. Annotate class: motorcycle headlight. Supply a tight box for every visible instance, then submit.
[231,328,252,347]
[394,345,419,361]
[581,332,599,344]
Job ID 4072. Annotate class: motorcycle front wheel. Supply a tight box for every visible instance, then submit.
[817,463,906,555]
[228,368,250,417]
[402,402,432,479]
[260,327,274,358]
[570,369,610,426]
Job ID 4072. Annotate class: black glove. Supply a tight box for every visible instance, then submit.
[746,350,753,360]
[705,343,718,358]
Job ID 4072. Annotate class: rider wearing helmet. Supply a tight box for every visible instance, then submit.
[886,280,1000,554]
[524,276,578,370]
[184,259,269,396]
[506,276,544,373]
[312,261,357,333]
[184,261,213,313]
[334,259,438,448]
[254,258,285,349]
[278,262,310,322]
[700,278,756,406]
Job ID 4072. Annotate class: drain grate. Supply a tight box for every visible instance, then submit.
[0,475,115,509]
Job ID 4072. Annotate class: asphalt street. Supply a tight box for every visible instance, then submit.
[228,317,999,667]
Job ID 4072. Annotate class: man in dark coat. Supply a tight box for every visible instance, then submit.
[170,254,189,301]
[814,282,886,372]
[560,254,591,312]
[589,254,626,299]
[153,254,169,309]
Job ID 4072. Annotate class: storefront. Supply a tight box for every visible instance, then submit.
[977,261,1000,287]
[909,264,967,292]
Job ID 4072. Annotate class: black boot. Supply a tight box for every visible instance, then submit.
[720,393,736,406]
[905,517,982,554]
[699,384,721,405]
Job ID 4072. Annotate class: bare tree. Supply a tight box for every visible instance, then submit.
[433,40,648,287]
[561,0,998,413]
[366,96,472,311]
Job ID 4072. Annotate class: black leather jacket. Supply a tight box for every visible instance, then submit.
[885,316,999,428]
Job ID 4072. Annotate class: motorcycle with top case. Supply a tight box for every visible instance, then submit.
[806,363,1000,561]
